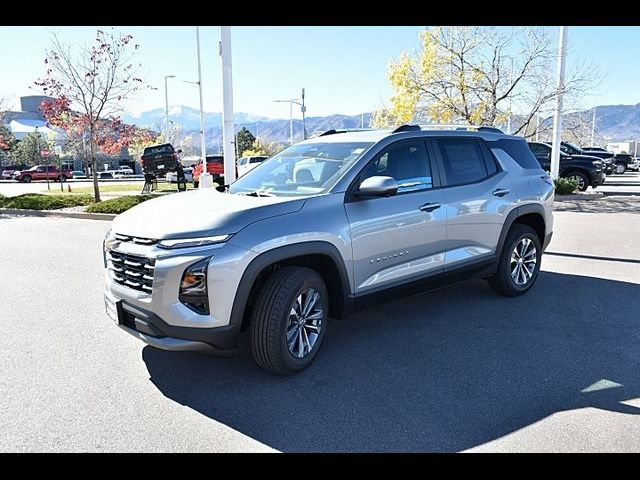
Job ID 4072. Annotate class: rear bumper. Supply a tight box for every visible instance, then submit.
[105,293,240,357]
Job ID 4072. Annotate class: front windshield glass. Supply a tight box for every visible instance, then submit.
[229,141,374,197]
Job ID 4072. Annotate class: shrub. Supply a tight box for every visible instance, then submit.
[86,195,153,214]
[554,177,579,195]
[0,193,93,210]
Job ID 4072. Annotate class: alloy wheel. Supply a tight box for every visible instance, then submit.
[510,238,537,286]
[286,288,323,359]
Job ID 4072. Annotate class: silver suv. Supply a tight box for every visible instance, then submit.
[104,125,554,375]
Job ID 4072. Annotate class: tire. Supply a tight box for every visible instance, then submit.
[250,266,328,375]
[566,171,589,192]
[615,162,627,174]
[58,175,67,182]
[193,181,199,188]
[488,224,542,297]
[22,175,32,183]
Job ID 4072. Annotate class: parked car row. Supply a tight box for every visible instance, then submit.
[527,142,605,191]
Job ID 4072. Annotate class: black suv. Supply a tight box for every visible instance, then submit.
[528,142,604,191]
[580,145,633,174]
[140,143,182,176]
[576,145,616,174]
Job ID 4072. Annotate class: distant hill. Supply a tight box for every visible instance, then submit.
[122,103,640,150]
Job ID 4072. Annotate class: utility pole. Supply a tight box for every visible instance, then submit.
[301,88,307,140]
[195,27,207,169]
[590,107,597,146]
[535,114,540,142]
[164,75,176,142]
[220,26,236,185]
[550,26,568,181]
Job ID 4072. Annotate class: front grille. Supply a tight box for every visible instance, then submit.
[114,233,158,245]
[107,251,155,293]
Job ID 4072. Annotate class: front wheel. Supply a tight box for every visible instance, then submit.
[250,266,328,375]
[58,175,67,182]
[488,224,542,297]
[615,162,627,174]
[566,172,589,192]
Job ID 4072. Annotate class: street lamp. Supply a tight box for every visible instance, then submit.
[183,27,207,178]
[274,93,306,145]
[164,75,176,142]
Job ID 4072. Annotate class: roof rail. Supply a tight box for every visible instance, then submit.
[319,128,375,137]
[393,124,504,134]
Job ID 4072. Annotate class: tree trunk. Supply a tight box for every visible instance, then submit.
[90,126,101,203]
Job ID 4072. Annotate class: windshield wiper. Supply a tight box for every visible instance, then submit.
[241,191,275,197]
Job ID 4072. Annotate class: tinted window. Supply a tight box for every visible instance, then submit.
[144,144,173,155]
[437,139,487,185]
[492,139,542,169]
[528,143,550,158]
[206,156,223,164]
[250,157,266,164]
[362,140,433,193]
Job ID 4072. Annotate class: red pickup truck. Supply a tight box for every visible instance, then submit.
[14,165,74,183]
[192,155,226,187]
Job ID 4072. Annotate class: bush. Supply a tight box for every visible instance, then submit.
[0,193,93,210]
[86,195,153,214]
[554,177,579,195]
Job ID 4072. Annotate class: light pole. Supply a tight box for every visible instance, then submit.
[185,28,210,188]
[164,75,176,143]
[220,26,236,185]
[550,26,568,181]
[590,107,597,146]
[274,98,302,145]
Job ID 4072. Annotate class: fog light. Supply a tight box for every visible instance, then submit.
[179,257,211,315]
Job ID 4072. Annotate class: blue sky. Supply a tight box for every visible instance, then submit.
[1,26,639,119]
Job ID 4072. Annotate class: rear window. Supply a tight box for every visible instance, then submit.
[206,156,223,164]
[144,145,173,156]
[493,139,541,169]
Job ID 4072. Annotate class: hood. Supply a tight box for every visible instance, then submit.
[111,189,305,239]
[571,154,603,164]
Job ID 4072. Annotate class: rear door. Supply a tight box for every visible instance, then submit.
[345,138,446,294]
[432,137,512,270]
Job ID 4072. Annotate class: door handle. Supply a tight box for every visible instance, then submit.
[492,188,510,197]
[419,202,441,212]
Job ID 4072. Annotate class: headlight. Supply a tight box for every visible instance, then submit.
[103,229,116,267]
[179,257,211,315]
[158,235,230,249]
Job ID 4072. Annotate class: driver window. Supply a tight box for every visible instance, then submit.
[362,140,433,193]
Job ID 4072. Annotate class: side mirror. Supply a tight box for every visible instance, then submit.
[356,176,398,198]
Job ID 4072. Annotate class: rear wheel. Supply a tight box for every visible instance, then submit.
[250,266,328,375]
[58,175,67,182]
[489,224,542,297]
[615,162,627,174]
[566,171,589,192]
[22,175,32,183]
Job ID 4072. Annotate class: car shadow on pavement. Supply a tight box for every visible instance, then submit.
[142,272,640,452]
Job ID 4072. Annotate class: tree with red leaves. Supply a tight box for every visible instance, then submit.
[36,29,149,202]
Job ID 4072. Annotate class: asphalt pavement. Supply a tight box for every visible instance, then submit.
[1,203,639,452]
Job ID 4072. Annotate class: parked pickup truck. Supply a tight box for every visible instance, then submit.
[13,165,73,183]
[140,143,181,177]
[192,155,225,188]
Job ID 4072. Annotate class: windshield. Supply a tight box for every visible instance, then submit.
[229,141,374,197]
[561,142,582,155]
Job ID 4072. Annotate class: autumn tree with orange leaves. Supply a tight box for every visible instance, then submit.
[36,29,150,202]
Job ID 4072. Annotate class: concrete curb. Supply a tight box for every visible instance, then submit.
[555,193,604,201]
[0,208,116,221]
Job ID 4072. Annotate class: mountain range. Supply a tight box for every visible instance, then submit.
[121,103,640,148]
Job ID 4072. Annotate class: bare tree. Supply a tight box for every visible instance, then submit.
[35,29,149,202]
[373,26,600,138]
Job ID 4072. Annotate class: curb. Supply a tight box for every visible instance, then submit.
[554,193,604,201]
[0,208,116,221]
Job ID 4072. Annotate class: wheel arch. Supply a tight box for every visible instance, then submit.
[229,241,352,331]
[496,204,547,256]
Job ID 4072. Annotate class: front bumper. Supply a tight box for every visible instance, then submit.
[105,291,240,356]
